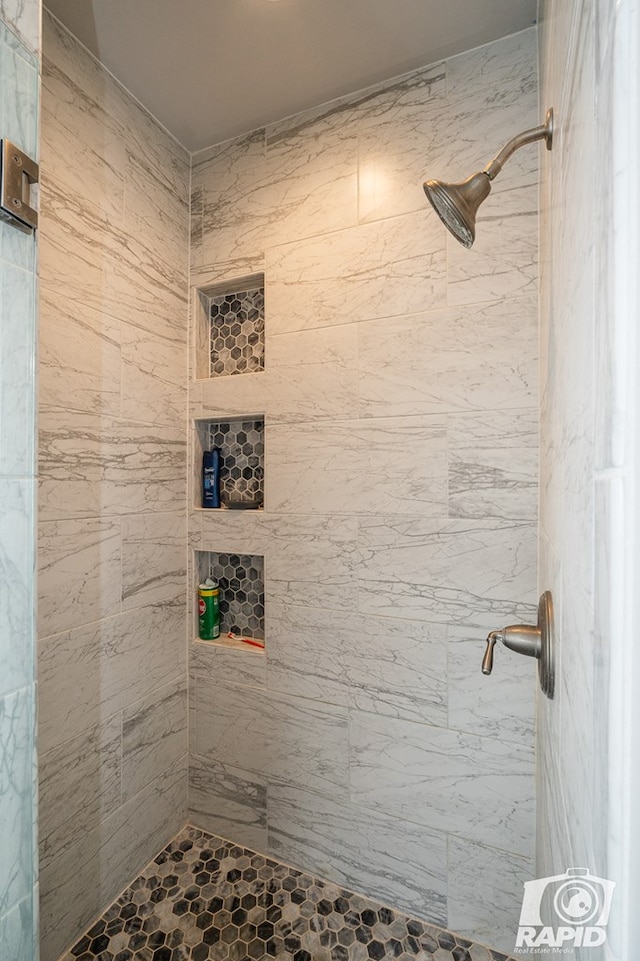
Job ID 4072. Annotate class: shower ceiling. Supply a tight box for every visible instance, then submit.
[44,0,537,151]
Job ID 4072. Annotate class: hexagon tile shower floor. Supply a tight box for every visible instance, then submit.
[61,826,519,961]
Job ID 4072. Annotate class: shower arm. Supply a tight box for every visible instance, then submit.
[482,107,554,181]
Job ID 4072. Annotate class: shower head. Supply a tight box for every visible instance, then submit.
[424,108,554,248]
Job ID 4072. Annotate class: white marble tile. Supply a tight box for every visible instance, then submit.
[123,147,189,266]
[190,638,266,689]
[0,261,36,476]
[447,625,536,747]
[193,129,270,267]
[195,679,349,799]
[38,412,186,520]
[447,835,533,957]
[355,63,446,223]
[267,781,447,925]
[38,516,122,638]
[38,284,121,417]
[0,687,35,915]
[122,678,187,801]
[0,894,37,961]
[266,211,446,336]
[448,408,538,520]
[266,514,359,612]
[120,323,187,428]
[121,510,186,610]
[0,23,38,273]
[267,415,447,516]
[266,598,447,727]
[0,17,38,158]
[39,756,186,961]
[39,714,122,871]
[0,0,39,53]
[189,755,267,853]
[40,176,187,343]
[264,96,358,246]
[349,711,535,857]
[0,480,34,699]
[38,596,186,754]
[447,199,539,307]
[357,515,537,628]
[357,295,537,419]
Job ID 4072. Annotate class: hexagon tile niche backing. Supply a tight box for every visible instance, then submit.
[62,826,519,961]
[206,552,264,639]
[210,287,265,377]
[207,420,264,508]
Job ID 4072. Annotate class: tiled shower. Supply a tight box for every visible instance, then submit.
[0,0,627,959]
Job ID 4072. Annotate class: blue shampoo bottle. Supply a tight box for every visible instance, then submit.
[203,448,221,508]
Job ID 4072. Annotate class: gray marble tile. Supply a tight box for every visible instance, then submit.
[357,295,537,419]
[38,411,186,521]
[266,598,447,727]
[0,687,35,916]
[121,510,186,611]
[448,625,535,747]
[447,836,533,957]
[38,596,186,754]
[0,480,34,699]
[266,211,446,336]
[122,678,187,801]
[195,679,349,800]
[267,781,447,925]
[39,755,186,961]
[190,638,266,689]
[189,755,267,852]
[357,515,537,628]
[267,415,447,516]
[349,711,535,857]
[39,715,122,871]
[38,284,121,417]
[38,515,121,638]
[448,408,538,521]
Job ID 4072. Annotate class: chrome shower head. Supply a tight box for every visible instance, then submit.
[423,108,554,248]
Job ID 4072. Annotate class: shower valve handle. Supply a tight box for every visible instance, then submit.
[480,592,556,699]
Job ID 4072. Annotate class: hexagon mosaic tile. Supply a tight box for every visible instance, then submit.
[210,287,265,377]
[207,420,264,508]
[61,826,519,961]
[203,552,264,638]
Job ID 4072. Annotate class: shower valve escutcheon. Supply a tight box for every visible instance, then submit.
[482,591,555,699]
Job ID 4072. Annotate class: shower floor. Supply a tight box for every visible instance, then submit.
[61,825,516,961]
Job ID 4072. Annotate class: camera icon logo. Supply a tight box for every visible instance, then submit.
[516,868,616,951]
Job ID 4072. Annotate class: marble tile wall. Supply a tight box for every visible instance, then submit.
[537,1,637,958]
[188,28,539,958]
[0,8,40,961]
[38,11,189,961]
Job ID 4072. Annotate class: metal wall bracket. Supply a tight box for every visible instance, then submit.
[0,139,38,232]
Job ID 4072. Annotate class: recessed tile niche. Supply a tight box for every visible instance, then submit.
[194,417,264,510]
[196,550,265,640]
[194,273,265,380]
